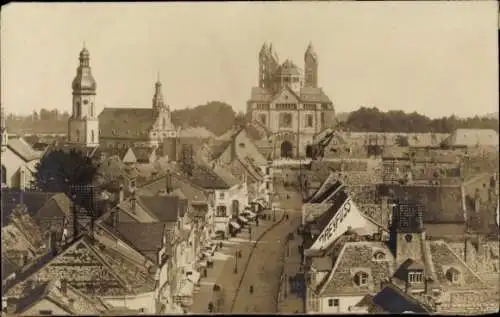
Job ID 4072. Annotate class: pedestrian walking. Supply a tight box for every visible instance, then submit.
[249,285,254,294]
[208,301,214,313]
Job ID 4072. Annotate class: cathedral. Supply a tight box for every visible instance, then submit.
[246,42,335,159]
[68,46,178,151]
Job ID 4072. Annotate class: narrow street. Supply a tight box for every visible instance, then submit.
[231,185,304,313]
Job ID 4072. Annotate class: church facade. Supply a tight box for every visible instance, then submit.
[246,42,335,159]
[68,47,178,151]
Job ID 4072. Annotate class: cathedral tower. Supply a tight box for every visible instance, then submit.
[152,72,168,115]
[68,45,99,147]
[258,43,269,88]
[304,42,318,88]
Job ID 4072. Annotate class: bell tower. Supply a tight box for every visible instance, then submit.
[68,45,99,147]
[390,199,426,267]
[304,42,318,88]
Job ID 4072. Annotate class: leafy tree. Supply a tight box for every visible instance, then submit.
[171,101,237,136]
[32,149,97,194]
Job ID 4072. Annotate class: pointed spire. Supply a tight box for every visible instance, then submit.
[259,42,268,56]
[305,41,317,60]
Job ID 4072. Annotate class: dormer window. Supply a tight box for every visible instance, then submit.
[408,271,424,283]
[445,268,460,283]
[353,271,369,287]
[373,251,385,261]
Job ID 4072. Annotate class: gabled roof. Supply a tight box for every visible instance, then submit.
[15,279,110,315]
[136,195,185,222]
[113,222,173,264]
[183,164,233,190]
[299,87,332,103]
[1,190,59,225]
[3,234,156,297]
[319,240,395,296]
[131,146,156,163]
[98,108,157,140]
[6,138,41,162]
[213,165,240,188]
[379,184,465,224]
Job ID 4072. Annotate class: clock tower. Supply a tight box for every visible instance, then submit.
[68,45,99,147]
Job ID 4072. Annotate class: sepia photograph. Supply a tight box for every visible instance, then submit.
[0,1,499,315]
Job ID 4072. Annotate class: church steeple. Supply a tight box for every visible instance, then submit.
[304,41,318,88]
[68,45,99,147]
[153,72,167,114]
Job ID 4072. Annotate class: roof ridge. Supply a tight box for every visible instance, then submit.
[317,241,349,295]
[434,240,491,289]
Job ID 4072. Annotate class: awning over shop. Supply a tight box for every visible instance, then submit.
[229,221,241,229]
[238,216,249,223]
[186,271,201,284]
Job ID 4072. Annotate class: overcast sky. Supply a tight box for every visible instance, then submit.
[1,1,498,118]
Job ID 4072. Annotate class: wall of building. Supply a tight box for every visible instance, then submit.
[319,295,364,314]
[1,148,37,189]
[22,299,71,316]
[102,292,156,314]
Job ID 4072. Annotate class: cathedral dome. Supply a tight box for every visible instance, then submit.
[279,59,301,76]
[72,47,97,92]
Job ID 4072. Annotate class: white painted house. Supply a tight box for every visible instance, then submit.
[1,136,42,189]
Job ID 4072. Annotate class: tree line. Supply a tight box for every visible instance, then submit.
[339,107,499,133]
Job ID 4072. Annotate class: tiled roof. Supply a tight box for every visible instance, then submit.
[131,146,156,163]
[249,87,273,103]
[15,279,109,315]
[7,138,41,162]
[429,240,490,290]
[100,147,134,162]
[138,195,185,222]
[368,283,432,313]
[213,165,240,188]
[98,108,156,140]
[36,193,73,218]
[320,241,395,296]
[179,126,215,139]
[379,184,465,223]
[309,179,343,204]
[183,164,232,190]
[3,234,156,297]
[446,129,499,147]
[1,190,59,225]
[209,140,231,161]
[299,87,332,103]
[114,222,169,264]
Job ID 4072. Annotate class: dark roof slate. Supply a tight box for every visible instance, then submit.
[98,108,156,140]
